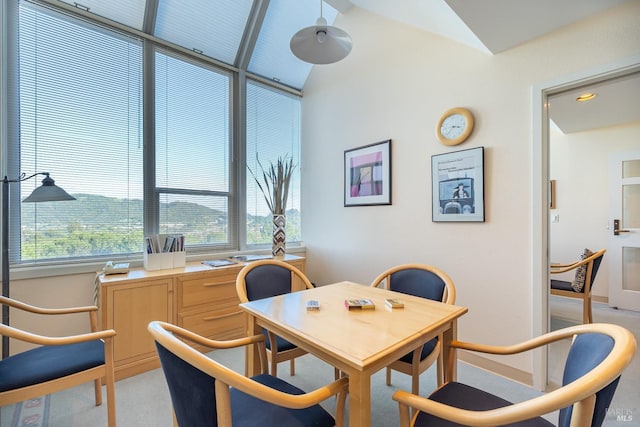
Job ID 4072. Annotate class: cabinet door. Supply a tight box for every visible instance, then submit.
[108,279,173,364]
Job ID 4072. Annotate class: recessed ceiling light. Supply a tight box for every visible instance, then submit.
[576,93,597,102]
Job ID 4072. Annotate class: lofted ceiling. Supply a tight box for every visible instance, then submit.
[46,0,637,133]
[326,0,638,133]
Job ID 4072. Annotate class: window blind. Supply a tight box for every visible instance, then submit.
[246,80,301,245]
[12,1,144,263]
[155,49,233,247]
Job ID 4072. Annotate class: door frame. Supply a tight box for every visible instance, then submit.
[532,54,640,390]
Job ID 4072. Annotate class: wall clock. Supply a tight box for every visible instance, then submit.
[436,107,474,146]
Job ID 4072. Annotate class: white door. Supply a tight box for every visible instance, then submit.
[608,150,640,311]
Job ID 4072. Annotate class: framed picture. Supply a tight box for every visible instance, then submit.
[344,139,392,206]
[432,146,484,222]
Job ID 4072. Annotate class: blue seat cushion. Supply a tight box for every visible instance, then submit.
[551,279,579,292]
[262,328,297,352]
[399,337,438,364]
[0,340,104,392]
[414,382,554,427]
[231,374,336,427]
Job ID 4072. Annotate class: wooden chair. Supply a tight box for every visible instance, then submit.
[392,323,636,427]
[236,259,314,377]
[148,320,349,427]
[371,263,456,394]
[550,249,605,324]
[0,296,116,427]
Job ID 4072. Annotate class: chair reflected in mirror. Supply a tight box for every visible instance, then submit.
[550,248,605,324]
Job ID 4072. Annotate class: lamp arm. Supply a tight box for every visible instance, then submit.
[4,172,50,184]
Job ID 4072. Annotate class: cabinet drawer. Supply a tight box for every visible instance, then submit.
[179,268,242,311]
[180,309,245,340]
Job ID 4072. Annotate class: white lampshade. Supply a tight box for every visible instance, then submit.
[290,17,352,64]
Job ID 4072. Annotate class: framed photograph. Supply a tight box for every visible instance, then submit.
[344,140,392,206]
[432,146,484,222]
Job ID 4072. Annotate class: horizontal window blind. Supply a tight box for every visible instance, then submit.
[13,1,144,263]
[155,49,233,247]
[246,80,301,246]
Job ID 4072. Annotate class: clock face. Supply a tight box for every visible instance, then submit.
[440,114,467,140]
[436,107,474,146]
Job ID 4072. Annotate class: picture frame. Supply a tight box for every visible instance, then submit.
[344,139,392,206]
[432,146,484,222]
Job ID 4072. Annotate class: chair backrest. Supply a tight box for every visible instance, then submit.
[236,259,313,303]
[149,321,269,427]
[559,330,624,427]
[587,252,605,291]
[155,341,218,427]
[371,264,455,304]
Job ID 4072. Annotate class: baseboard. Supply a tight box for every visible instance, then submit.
[458,349,534,387]
[593,295,608,304]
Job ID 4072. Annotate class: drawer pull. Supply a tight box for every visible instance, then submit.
[202,281,233,287]
[203,311,241,321]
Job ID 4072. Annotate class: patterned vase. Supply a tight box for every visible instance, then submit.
[272,214,286,258]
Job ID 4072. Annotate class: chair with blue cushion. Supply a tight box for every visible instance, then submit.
[550,248,605,324]
[0,296,116,427]
[371,263,456,395]
[148,320,349,427]
[236,259,316,377]
[392,323,636,427]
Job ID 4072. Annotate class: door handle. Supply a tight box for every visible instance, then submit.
[613,219,630,236]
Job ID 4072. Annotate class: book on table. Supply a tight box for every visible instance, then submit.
[344,298,375,310]
[385,298,404,309]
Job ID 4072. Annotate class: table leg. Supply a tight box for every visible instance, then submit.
[441,320,458,384]
[348,371,371,427]
[245,314,261,376]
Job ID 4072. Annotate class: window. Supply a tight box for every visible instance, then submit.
[155,50,234,249]
[12,1,144,263]
[5,0,302,266]
[246,81,301,245]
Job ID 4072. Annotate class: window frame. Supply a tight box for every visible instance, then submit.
[2,0,303,271]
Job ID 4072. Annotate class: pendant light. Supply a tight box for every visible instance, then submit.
[290,0,352,65]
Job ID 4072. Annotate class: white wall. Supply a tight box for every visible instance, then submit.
[301,2,640,375]
[550,121,640,299]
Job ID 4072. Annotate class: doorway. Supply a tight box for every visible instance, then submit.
[532,55,640,390]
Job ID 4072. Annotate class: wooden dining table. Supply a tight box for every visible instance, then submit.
[239,281,468,427]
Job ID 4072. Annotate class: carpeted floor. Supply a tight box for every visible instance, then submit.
[7,395,51,427]
[2,298,638,426]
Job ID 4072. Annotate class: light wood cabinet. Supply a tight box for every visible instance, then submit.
[99,254,305,380]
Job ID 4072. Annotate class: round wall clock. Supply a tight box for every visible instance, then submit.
[436,107,474,146]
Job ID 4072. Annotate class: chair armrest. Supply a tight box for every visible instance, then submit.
[394,388,563,426]
[157,321,265,350]
[450,325,587,356]
[550,249,605,274]
[394,323,635,427]
[0,296,98,315]
[0,323,115,346]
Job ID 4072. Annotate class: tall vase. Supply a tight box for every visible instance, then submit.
[272,214,286,259]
